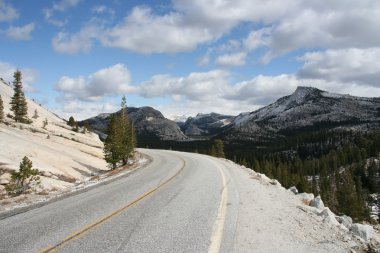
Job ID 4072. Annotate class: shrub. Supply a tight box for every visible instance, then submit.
[5,156,40,196]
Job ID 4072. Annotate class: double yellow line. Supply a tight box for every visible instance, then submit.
[40,157,186,253]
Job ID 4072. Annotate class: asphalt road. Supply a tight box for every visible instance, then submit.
[0,149,239,253]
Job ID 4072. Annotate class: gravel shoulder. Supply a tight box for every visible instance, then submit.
[216,158,378,253]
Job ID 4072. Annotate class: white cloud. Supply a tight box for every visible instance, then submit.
[5,23,35,41]
[50,0,380,59]
[0,61,37,92]
[137,69,230,101]
[53,99,117,121]
[44,0,82,27]
[100,6,218,54]
[91,5,114,15]
[244,27,272,51]
[52,0,297,55]
[53,30,93,54]
[0,0,19,22]
[55,64,133,101]
[261,4,380,61]
[215,52,247,67]
[298,48,380,87]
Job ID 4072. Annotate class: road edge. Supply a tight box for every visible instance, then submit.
[0,152,153,221]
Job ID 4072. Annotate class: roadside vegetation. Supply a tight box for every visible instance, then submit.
[103,95,136,169]
[5,156,40,196]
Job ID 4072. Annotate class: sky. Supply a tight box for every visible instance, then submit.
[1,0,380,120]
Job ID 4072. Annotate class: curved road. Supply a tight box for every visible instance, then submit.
[0,149,239,253]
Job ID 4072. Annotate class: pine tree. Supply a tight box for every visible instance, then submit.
[10,70,29,123]
[0,95,4,122]
[366,160,378,193]
[32,109,39,119]
[311,175,318,196]
[211,139,225,158]
[130,122,137,150]
[83,121,91,133]
[5,156,40,195]
[120,95,134,164]
[103,96,136,169]
[103,115,123,169]
[68,116,76,127]
[336,170,364,220]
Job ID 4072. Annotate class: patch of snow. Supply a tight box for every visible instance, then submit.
[171,115,189,123]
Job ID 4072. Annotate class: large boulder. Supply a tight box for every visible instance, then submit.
[318,208,340,226]
[336,215,353,230]
[351,223,374,242]
[309,195,325,209]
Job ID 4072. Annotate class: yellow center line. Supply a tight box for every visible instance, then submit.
[208,158,229,253]
[39,156,186,253]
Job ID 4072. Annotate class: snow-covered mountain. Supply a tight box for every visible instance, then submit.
[82,106,188,141]
[223,86,380,142]
[178,113,234,137]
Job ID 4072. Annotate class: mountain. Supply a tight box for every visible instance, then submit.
[81,106,188,141]
[0,78,108,194]
[222,86,380,143]
[178,113,233,138]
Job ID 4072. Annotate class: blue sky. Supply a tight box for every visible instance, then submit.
[1,0,380,120]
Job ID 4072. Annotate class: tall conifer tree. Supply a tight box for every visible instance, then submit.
[104,115,123,169]
[0,95,4,122]
[103,95,136,169]
[10,70,29,123]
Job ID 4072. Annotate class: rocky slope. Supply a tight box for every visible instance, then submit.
[0,78,109,196]
[178,113,233,138]
[223,86,380,142]
[228,159,380,252]
[81,107,188,141]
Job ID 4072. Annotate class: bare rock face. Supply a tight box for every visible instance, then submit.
[81,106,188,141]
[178,113,233,137]
[310,195,325,209]
[318,207,340,226]
[351,223,375,242]
[336,215,353,230]
[224,86,380,142]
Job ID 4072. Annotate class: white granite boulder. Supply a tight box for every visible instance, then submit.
[309,195,325,209]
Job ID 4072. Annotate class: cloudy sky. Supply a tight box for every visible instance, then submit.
[1,0,380,120]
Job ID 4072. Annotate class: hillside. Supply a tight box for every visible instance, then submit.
[223,86,380,143]
[81,106,188,141]
[0,79,109,199]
